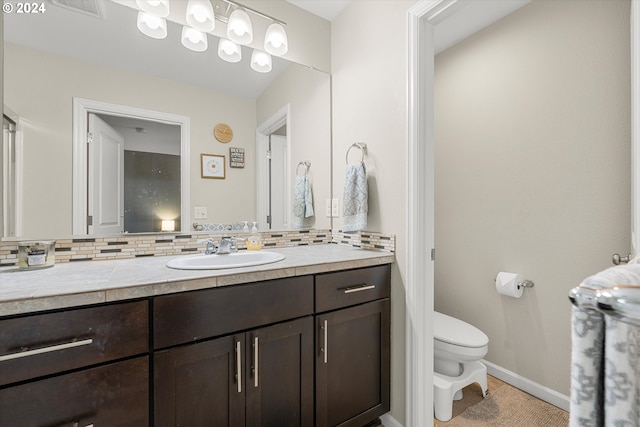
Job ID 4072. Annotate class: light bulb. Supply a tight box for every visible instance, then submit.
[227,9,253,45]
[218,38,241,63]
[181,26,208,52]
[186,0,215,32]
[136,0,169,18]
[264,22,288,56]
[251,50,272,73]
[137,11,167,39]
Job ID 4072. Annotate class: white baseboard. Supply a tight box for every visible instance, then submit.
[482,360,570,411]
[380,413,404,427]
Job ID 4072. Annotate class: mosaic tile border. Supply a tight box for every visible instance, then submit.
[0,230,395,266]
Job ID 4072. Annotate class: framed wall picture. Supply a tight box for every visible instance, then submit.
[201,154,226,179]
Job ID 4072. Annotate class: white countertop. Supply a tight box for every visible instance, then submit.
[0,245,394,316]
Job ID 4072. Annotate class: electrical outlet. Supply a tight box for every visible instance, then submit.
[194,207,207,219]
[325,199,332,217]
[331,198,339,217]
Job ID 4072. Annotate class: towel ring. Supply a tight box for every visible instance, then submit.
[296,161,310,177]
[346,142,367,165]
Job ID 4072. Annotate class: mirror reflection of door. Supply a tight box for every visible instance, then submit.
[268,128,288,230]
[88,114,181,235]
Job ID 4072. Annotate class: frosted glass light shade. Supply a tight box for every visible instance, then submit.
[227,9,253,45]
[264,23,288,56]
[251,50,272,73]
[181,26,208,52]
[136,0,170,17]
[137,11,167,39]
[218,38,241,63]
[186,0,215,33]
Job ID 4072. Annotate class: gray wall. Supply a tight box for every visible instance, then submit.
[434,0,631,396]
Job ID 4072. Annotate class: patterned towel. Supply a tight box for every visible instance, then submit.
[570,263,640,427]
[342,162,368,233]
[292,176,314,229]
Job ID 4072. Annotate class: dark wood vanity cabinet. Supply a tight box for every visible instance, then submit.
[0,263,391,427]
[0,301,150,426]
[315,265,391,427]
[154,317,314,426]
[153,276,315,426]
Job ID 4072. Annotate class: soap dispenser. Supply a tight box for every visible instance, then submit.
[247,222,262,251]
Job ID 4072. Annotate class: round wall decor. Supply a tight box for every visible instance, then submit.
[214,123,233,143]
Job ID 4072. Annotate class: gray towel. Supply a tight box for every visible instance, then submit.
[342,162,367,232]
[570,263,640,426]
[292,176,314,229]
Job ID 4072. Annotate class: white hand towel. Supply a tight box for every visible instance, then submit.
[292,175,314,229]
[342,162,367,233]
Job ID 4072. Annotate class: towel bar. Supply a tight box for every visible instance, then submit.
[569,285,640,326]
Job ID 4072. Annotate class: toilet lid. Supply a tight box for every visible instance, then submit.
[434,311,488,348]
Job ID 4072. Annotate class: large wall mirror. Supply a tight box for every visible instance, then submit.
[2,0,331,240]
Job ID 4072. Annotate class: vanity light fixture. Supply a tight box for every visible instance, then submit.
[137,11,167,39]
[136,0,170,17]
[186,0,215,32]
[227,8,253,45]
[181,26,208,52]
[251,50,272,73]
[218,38,241,63]
[264,22,288,56]
[134,0,289,72]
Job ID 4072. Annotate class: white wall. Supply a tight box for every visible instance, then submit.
[332,1,416,424]
[434,0,631,396]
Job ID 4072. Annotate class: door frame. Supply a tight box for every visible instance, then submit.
[406,0,639,425]
[256,104,291,231]
[72,98,190,235]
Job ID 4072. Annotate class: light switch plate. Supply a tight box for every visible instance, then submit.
[194,207,207,219]
[325,199,332,217]
[331,198,339,217]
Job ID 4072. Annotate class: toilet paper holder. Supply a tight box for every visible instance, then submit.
[517,279,535,290]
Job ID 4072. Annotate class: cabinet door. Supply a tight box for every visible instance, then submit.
[0,356,149,426]
[154,335,245,427]
[246,317,314,427]
[316,300,390,427]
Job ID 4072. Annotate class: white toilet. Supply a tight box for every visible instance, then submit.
[433,311,489,422]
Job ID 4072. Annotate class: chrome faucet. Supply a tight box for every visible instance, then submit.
[216,237,237,254]
[203,239,218,255]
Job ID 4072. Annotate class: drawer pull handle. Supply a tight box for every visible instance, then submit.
[236,340,242,393]
[344,284,376,294]
[322,319,328,364]
[254,336,259,388]
[0,338,93,362]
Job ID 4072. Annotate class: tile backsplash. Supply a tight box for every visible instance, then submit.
[0,229,395,266]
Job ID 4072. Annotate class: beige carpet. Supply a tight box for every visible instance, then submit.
[442,384,569,426]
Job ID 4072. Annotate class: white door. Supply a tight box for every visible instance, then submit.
[88,113,124,235]
[269,135,288,230]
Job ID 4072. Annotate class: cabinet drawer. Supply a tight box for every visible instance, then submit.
[315,264,391,313]
[0,300,149,386]
[0,356,149,426]
[154,276,314,349]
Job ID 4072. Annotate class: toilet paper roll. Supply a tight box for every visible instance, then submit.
[495,272,524,298]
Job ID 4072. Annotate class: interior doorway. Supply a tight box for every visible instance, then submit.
[72,98,190,235]
[256,105,291,231]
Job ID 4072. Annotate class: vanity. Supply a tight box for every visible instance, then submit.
[0,245,393,427]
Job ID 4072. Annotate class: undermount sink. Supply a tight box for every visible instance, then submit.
[166,251,285,270]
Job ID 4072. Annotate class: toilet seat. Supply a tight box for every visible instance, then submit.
[434,311,488,348]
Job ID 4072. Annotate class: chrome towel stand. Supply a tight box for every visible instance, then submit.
[569,285,640,327]
[346,142,367,164]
